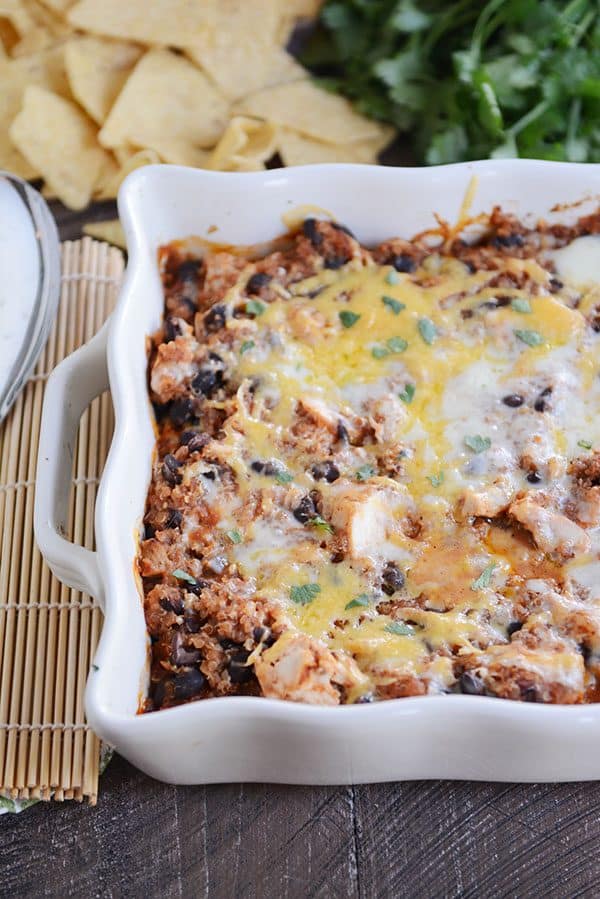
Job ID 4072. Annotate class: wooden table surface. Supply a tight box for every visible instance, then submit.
[2,206,600,899]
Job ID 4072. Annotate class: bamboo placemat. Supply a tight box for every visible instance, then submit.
[0,237,124,806]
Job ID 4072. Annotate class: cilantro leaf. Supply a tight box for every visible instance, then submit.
[511,298,532,313]
[515,329,544,347]
[275,470,293,485]
[398,383,415,404]
[471,562,497,591]
[310,515,334,534]
[240,340,255,354]
[246,299,265,316]
[290,583,321,605]
[418,317,437,345]
[464,434,491,454]
[384,621,414,636]
[345,593,370,610]
[356,463,375,481]
[172,569,199,585]
[385,270,400,286]
[387,336,408,353]
[382,295,405,314]
[427,471,444,487]
[372,344,390,359]
[339,310,361,328]
[578,439,593,450]
[226,529,242,544]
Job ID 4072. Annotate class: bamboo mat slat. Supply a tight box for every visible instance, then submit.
[0,238,124,805]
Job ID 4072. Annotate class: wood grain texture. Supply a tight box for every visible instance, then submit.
[2,755,600,899]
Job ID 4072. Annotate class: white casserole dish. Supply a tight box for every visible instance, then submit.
[35,160,600,784]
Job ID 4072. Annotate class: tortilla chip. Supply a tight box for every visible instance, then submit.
[261,47,307,90]
[38,0,75,11]
[23,0,73,35]
[276,129,385,166]
[10,26,53,56]
[0,18,20,55]
[184,0,281,101]
[0,0,34,36]
[208,116,277,172]
[67,0,219,48]
[98,48,229,150]
[10,85,113,208]
[83,218,126,249]
[145,140,209,169]
[65,36,142,125]
[0,44,69,177]
[235,80,386,145]
[94,147,160,199]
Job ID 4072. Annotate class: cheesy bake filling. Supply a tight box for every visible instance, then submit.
[140,210,600,710]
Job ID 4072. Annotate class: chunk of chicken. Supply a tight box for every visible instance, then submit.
[150,329,198,403]
[458,478,515,519]
[367,393,408,444]
[468,644,584,703]
[325,485,405,561]
[254,632,365,705]
[509,494,590,560]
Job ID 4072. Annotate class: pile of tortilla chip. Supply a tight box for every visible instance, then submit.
[0,0,394,244]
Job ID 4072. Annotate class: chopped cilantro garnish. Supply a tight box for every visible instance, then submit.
[310,515,334,534]
[290,583,321,605]
[345,594,370,610]
[275,470,293,485]
[385,270,400,286]
[427,471,444,488]
[246,299,265,316]
[418,317,437,345]
[356,464,375,481]
[372,345,390,359]
[464,434,491,454]
[240,340,255,354]
[471,562,497,591]
[382,295,405,314]
[515,328,543,347]
[339,310,361,328]
[384,621,414,636]
[398,383,415,404]
[511,298,531,314]
[226,529,242,544]
[172,569,198,585]
[578,439,593,450]
[387,336,408,353]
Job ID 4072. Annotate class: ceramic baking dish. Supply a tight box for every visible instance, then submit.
[34,160,600,784]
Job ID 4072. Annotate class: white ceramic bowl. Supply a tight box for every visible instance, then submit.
[35,160,600,784]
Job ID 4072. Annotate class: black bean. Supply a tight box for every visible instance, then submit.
[391,254,416,273]
[460,309,474,320]
[293,494,317,524]
[331,222,356,239]
[549,277,563,291]
[311,461,340,483]
[201,470,216,480]
[522,685,540,702]
[503,394,524,408]
[228,649,253,684]
[173,668,205,700]
[171,633,202,666]
[251,460,265,473]
[203,304,226,333]
[507,620,523,637]
[336,421,349,443]
[162,454,182,486]
[495,295,512,307]
[164,316,183,342]
[464,260,476,274]
[246,272,272,294]
[324,255,349,270]
[169,398,195,428]
[459,671,485,695]
[527,470,542,484]
[184,609,202,633]
[253,625,273,645]
[381,562,405,596]
[492,233,524,248]
[185,579,208,597]
[178,259,202,282]
[180,430,209,452]
[355,693,374,704]
[164,509,183,530]
[144,522,156,540]
[152,678,169,708]
[192,368,218,397]
[303,217,323,247]
[159,593,184,614]
[534,387,552,412]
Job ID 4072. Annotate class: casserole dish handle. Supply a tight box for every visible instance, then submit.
[34,324,109,603]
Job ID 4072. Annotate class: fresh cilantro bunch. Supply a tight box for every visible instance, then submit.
[302,0,600,163]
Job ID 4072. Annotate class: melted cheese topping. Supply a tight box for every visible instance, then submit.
[159,235,600,703]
